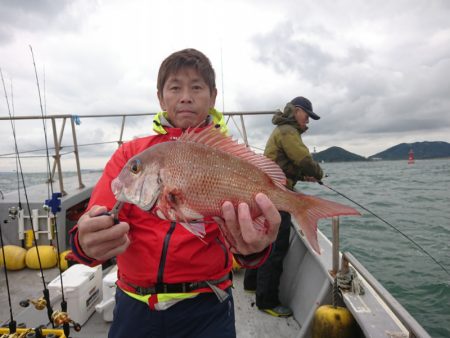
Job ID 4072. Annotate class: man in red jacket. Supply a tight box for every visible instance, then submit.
[70,48,281,338]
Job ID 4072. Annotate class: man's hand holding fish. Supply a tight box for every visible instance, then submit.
[215,193,281,255]
[76,205,131,262]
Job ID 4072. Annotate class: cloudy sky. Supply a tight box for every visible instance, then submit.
[1,0,449,171]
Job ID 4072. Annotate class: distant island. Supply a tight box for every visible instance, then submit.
[312,141,450,162]
[312,146,366,162]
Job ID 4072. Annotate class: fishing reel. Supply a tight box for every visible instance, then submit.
[8,206,19,220]
[51,311,81,332]
[19,297,47,310]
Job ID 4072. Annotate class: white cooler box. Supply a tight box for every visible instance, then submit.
[48,264,102,326]
[95,265,118,322]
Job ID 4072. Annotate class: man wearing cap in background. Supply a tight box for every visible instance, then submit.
[243,96,323,317]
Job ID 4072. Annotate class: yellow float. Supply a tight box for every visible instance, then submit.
[25,245,58,269]
[312,304,357,338]
[59,249,72,271]
[0,245,27,270]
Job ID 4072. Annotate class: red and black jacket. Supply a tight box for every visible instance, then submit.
[70,126,270,294]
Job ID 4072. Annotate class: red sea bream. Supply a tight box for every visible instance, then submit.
[111,126,360,253]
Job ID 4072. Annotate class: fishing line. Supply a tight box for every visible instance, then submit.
[1,67,47,331]
[30,46,52,198]
[30,46,71,336]
[220,45,225,114]
[1,69,36,242]
[318,180,450,276]
[29,45,74,337]
[10,79,22,210]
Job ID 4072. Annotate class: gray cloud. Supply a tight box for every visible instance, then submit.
[248,3,450,146]
[251,22,334,84]
[1,0,450,169]
[0,0,97,45]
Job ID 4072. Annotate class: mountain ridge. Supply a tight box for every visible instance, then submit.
[312,141,450,162]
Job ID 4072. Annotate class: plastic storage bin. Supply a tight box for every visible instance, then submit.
[48,264,102,326]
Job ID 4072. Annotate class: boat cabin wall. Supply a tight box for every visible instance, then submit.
[0,187,93,251]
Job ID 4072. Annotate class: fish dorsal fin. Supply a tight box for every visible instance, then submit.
[179,126,286,186]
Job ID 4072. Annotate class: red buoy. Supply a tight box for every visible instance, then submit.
[408,149,415,164]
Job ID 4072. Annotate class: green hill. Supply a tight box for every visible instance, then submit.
[312,146,367,162]
[310,141,450,162]
[368,141,450,160]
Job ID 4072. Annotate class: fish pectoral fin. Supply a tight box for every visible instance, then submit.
[161,187,207,239]
[180,222,206,238]
[163,187,185,208]
[153,206,168,220]
[157,186,183,217]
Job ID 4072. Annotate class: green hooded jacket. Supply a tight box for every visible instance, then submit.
[264,103,323,189]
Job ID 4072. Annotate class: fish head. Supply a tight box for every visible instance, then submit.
[111,155,163,211]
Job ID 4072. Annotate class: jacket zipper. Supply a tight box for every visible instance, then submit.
[157,221,176,284]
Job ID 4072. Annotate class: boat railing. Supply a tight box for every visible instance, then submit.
[330,217,430,338]
[0,111,275,195]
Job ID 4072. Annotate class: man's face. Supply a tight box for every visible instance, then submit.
[157,67,217,129]
[294,107,309,132]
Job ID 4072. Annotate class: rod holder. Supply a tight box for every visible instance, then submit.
[331,217,340,275]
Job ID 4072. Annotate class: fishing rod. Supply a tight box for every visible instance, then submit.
[0,221,17,334]
[10,79,22,212]
[30,46,52,199]
[2,61,66,337]
[0,47,54,329]
[1,67,32,335]
[30,45,74,337]
[317,180,450,276]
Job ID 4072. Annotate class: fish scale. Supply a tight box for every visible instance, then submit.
[163,142,263,212]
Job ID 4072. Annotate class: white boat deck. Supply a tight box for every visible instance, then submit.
[0,266,300,338]
[233,269,301,338]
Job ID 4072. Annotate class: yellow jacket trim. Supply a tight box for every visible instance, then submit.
[123,289,199,310]
[152,108,228,135]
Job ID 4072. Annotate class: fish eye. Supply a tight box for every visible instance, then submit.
[129,159,142,174]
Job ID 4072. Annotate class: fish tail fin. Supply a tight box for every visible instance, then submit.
[286,191,360,254]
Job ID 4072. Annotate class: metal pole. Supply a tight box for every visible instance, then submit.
[70,116,84,189]
[50,117,66,181]
[331,217,340,275]
[239,114,249,147]
[118,116,126,147]
[51,117,66,195]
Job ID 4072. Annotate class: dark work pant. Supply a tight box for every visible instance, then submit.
[108,288,236,338]
[244,211,291,309]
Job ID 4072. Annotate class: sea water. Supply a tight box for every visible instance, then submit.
[299,158,450,338]
[0,159,449,337]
